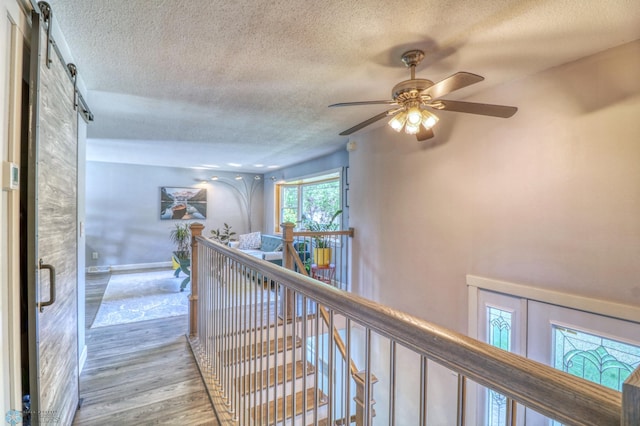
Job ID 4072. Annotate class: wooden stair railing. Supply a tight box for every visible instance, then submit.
[281,222,375,425]
[188,224,639,425]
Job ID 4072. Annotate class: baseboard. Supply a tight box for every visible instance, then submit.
[86,265,111,274]
[78,345,87,374]
[109,261,172,273]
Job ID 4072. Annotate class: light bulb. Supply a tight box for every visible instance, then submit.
[389,111,407,132]
[421,110,439,129]
[407,106,423,126]
[235,175,243,180]
[404,122,420,135]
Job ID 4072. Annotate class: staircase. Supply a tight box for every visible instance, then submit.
[225,321,330,425]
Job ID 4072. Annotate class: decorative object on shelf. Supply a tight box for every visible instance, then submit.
[210,223,237,244]
[160,186,207,220]
[210,175,261,232]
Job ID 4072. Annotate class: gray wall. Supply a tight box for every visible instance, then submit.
[86,161,264,268]
[349,40,640,332]
[263,149,349,234]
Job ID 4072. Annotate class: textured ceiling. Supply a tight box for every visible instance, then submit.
[46,0,640,172]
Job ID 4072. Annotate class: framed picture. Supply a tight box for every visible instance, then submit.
[160,187,207,220]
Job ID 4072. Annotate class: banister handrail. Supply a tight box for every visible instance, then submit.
[285,241,308,276]
[193,234,621,425]
[292,228,355,238]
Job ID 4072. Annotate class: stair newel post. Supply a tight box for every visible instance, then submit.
[622,366,640,425]
[189,222,205,338]
[281,222,296,321]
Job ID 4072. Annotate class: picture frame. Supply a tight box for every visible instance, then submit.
[160,186,207,220]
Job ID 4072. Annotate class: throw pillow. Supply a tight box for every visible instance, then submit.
[238,231,262,250]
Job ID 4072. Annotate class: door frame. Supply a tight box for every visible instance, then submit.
[1,0,29,416]
[467,274,640,425]
[468,274,640,327]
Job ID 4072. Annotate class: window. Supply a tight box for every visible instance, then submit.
[473,283,640,426]
[475,290,526,426]
[487,307,512,426]
[553,325,640,392]
[275,172,341,232]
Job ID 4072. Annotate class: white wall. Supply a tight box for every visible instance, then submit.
[348,40,640,419]
[350,40,640,333]
[85,161,264,268]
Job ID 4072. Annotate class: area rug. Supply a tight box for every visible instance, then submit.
[91,270,189,328]
[85,271,111,328]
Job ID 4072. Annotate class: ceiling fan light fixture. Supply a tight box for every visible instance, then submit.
[404,122,420,135]
[332,49,517,138]
[389,111,407,132]
[406,106,423,126]
[421,109,439,129]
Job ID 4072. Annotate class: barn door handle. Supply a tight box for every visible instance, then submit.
[39,259,56,312]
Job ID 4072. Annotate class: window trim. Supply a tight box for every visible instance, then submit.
[274,170,342,233]
[467,274,640,325]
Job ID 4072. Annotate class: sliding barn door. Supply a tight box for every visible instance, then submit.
[26,9,79,425]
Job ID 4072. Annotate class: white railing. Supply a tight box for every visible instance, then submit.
[187,224,639,425]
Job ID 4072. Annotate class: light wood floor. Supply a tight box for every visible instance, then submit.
[73,314,220,425]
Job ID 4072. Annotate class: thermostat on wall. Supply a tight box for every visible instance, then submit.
[2,161,19,191]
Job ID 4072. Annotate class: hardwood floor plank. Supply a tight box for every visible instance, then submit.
[74,315,219,425]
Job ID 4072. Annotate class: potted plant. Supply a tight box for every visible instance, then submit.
[169,223,192,291]
[304,209,342,267]
[170,222,191,260]
[210,223,237,244]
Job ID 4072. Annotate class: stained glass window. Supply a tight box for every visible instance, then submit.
[486,307,513,426]
[553,326,640,391]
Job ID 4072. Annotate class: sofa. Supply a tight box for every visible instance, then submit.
[230,232,283,266]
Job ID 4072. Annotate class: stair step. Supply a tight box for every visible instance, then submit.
[222,336,302,364]
[251,387,328,425]
[219,319,289,339]
[238,360,315,394]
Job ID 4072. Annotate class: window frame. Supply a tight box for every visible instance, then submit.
[274,170,342,233]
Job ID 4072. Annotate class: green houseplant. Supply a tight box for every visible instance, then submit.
[303,209,342,266]
[170,223,192,291]
[210,223,237,244]
[170,223,191,260]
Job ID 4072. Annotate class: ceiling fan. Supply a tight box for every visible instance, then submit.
[329,49,518,141]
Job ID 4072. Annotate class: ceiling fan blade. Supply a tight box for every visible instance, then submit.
[416,127,434,141]
[339,110,395,136]
[432,99,518,118]
[421,72,484,100]
[329,100,397,107]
